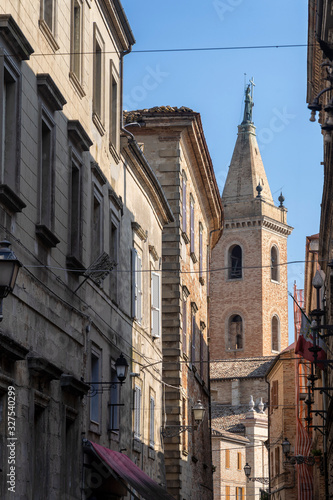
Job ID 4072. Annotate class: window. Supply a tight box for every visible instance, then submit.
[229,244,242,279]
[110,212,120,303]
[42,0,54,32]
[225,449,230,468]
[110,64,119,152]
[39,0,59,51]
[271,380,278,412]
[236,487,244,500]
[109,367,120,431]
[132,248,142,323]
[92,186,103,262]
[199,223,204,284]
[182,171,187,235]
[272,315,280,352]
[151,271,161,337]
[93,24,104,133]
[149,395,155,448]
[200,328,204,378]
[275,447,280,476]
[182,296,187,355]
[134,385,141,440]
[64,411,78,498]
[191,303,198,364]
[90,352,100,423]
[227,315,243,351]
[237,452,242,470]
[33,404,48,498]
[70,0,83,82]
[69,153,82,262]
[182,398,188,452]
[225,486,230,500]
[271,246,279,282]
[190,195,195,256]
[0,56,26,212]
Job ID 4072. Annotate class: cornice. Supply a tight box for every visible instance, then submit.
[224,215,293,236]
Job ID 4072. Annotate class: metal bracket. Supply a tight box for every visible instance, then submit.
[161,425,197,438]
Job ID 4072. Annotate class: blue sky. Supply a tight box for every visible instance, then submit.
[121,0,323,342]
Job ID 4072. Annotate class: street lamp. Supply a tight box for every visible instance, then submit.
[282,437,316,466]
[192,400,205,422]
[86,353,129,396]
[161,400,206,438]
[243,462,269,484]
[282,437,291,455]
[0,240,21,321]
[115,353,129,383]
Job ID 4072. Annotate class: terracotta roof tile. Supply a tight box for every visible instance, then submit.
[210,357,273,380]
[124,106,194,124]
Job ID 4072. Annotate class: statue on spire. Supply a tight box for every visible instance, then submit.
[242,79,255,124]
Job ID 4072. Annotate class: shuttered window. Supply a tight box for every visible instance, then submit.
[149,396,155,448]
[237,452,242,470]
[182,173,187,234]
[225,449,230,468]
[183,298,187,355]
[271,380,279,411]
[199,223,203,280]
[191,312,196,364]
[226,486,230,500]
[134,386,141,439]
[190,197,195,254]
[151,272,161,337]
[132,249,142,323]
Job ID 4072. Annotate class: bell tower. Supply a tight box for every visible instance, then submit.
[210,84,293,361]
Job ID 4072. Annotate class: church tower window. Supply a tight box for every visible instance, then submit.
[271,246,279,282]
[229,245,242,279]
[271,315,280,352]
[227,314,243,350]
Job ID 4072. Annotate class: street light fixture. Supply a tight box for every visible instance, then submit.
[115,353,129,383]
[161,400,206,438]
[0,240,21,321]
[282,437,316,466]
[243,462,269,484]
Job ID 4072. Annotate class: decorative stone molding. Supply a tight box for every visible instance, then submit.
[132,222,147,241]
[37,73,67,111]
[68,120,93,151]
[149,245,159,262]
[0,14,34,60]
[91,162,107,186]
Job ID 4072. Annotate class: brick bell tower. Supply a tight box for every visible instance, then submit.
[210,84,293,361]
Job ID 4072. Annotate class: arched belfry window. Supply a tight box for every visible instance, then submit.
[229,245,242,279]
[228,315,243,350]
[272,315,280,352]
[271,246,279,282]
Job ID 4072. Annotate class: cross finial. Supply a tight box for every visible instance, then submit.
[249,77,255,99]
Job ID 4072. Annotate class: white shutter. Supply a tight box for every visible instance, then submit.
[134,386,141,439]
[190,200,194,253]
[132,248,137,318]
[149,397,155,448]
[137,253,142,323]
[151,272,160,337]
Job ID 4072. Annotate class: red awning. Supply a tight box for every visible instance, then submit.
[87,440,175,500]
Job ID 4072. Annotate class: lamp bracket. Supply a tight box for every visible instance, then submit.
[161,425,197,438]
[246,477,269,485]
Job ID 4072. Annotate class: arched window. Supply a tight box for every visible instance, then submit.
[228,315,243,350]
[229,245,242,279]
[271,246,279,282]
[272,315,280,352]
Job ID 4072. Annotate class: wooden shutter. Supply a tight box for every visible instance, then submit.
[199,226,203,278]
[149,397,155,447]
[225,449,230,468]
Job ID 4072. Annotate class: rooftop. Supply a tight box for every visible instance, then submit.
[210,357,274,380]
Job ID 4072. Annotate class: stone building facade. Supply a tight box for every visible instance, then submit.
[125,107,223,500]
[209,86,292,498]
[266,347,298,499]
[0,2,175,499]
[307,2,333,497]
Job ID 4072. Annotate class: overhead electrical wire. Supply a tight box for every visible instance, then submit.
[24,43,308,59]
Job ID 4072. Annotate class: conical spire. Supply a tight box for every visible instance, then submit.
[222,85,273,208]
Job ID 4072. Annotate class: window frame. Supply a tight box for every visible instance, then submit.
[39,0,59,51]
[109,60,120,155]
[228,244,243,280]
[151,269,161,337]
[227,314,244,351]
[92,23,105,134]
[109,364,120,432]
[149,393,155,449]
[271,314,280,352]
[69,0,84,93]
[90,348,101,425]
[271,245,280,282]
[225,448,230,469]
[133,385,142,440]
[132,248,143,323]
